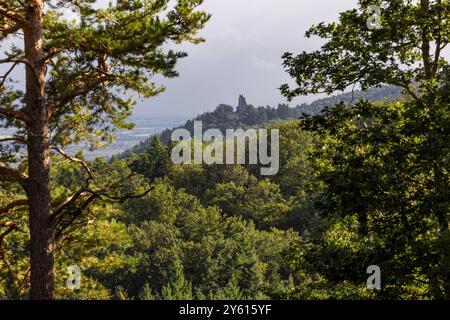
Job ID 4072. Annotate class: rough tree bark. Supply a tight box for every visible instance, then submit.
[24,0,55,300]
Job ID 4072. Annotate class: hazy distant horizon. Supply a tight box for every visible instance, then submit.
[131,0,358,119]
[0,0,359,120]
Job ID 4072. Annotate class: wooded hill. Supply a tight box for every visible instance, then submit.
[124,86,402,156]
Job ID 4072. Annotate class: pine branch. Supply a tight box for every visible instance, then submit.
[0,6,28,29]
[0,199,28,217]
[50,146,94,184]
[0,163,28,187]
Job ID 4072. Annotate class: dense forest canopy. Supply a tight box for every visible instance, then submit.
[0,0,449,301]
[280,0,450,299]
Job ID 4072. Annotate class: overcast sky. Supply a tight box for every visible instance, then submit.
[1,0,358,120]
[132,0,358,119]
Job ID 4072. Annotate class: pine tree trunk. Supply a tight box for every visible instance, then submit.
[24,0,55,300]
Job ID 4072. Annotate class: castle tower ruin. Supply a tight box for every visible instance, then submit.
[237,95,248,115]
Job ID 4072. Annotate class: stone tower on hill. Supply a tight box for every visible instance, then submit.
[237,95,248,115]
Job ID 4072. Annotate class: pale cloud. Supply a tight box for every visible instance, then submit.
[250,56,280,72]
[134,0,358,118]
[213,27,262,44]
[1,0,359,119]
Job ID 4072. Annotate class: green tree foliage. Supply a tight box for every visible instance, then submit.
[0,0,209,299]
[281,0,450,299]
[204,179,291,230]
[280,0,449,99]
[297,98,450,299]
[127,86,401,156]
[130,136,174,181]
[3,0,447,301]
[113,180,299,300]
[1,157,142,299]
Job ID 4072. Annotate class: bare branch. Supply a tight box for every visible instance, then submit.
[0,220,15,228]
[0,23,21,39]
[0,220,20,244]
[0,135,27,144]
[54,193,96,243]
[97,187,155,203]
[0,56,25,65]
[0,58,35,125]
[0,199,28,217]
[0,163,28,187]
[0,223,16,237]
[0,55,41,85]
[51,185,154,222]
[51,189,92,220]
[0,222,18,251]
[0,62,18,88]
[50,146,94,183]
[0,6,28,28]
[54,186,154,243]
[0,106,32,124]
[41,47,61,64]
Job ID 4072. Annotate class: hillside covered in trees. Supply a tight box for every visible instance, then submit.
[1,0,449,301]
[126,85,402,155]
[0,120,388,299]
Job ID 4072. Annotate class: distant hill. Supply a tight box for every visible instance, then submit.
[295,85,402,115]
[121,86,402,156]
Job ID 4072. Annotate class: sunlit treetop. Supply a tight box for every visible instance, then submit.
[280,0,450,102]
[0,0,210,150]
